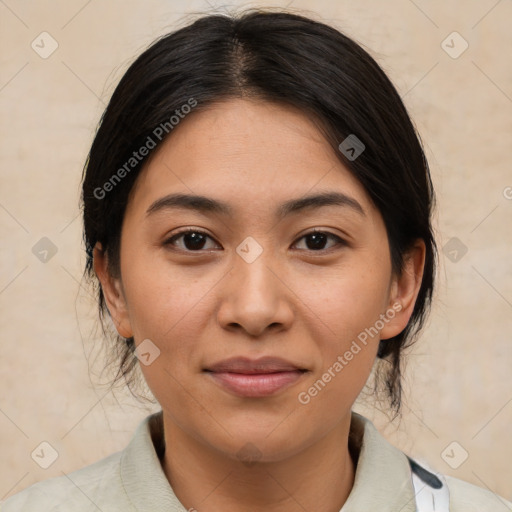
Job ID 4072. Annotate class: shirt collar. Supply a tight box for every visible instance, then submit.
[120,410,417,512]
[120,411,181,510]
[343,411,417,511]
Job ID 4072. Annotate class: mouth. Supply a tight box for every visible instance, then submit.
[203,356,309,397]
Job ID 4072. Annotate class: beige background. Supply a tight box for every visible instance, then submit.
[1,0,511,503]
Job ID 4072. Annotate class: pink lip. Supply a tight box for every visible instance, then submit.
[204,356,308,397]
[206,370,306,397]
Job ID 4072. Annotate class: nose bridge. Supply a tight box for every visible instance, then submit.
[217,236,291,335]
[233,238,278,304]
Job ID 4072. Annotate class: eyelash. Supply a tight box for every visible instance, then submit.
[163,228,346,253]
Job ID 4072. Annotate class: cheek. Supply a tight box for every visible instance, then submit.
[121,243,207,333]
[121,253,216,405]
[119,247,222,384]
[308,259,390,343]
[298,260,390,400]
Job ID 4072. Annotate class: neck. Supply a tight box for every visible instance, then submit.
[160,413,356,512]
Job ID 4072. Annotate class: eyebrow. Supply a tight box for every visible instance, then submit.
[145,191,365,220]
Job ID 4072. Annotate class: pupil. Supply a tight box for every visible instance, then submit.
[307,233,326,250]
[185,232,206,250]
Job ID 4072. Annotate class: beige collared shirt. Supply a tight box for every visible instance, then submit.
[1,411,510,511]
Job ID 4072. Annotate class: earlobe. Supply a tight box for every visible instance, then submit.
[92,242,133,339]
[380,240,426,340]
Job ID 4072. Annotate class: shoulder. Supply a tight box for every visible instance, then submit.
[408,455,511,511]
[0,450,133,512]
[446,474,512,512]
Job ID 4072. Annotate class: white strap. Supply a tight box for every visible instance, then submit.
[409,457,450,512]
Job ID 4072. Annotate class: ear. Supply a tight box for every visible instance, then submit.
[92,242,133,339]
[380,239,426,340]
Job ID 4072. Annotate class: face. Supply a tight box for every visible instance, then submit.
[94,98,423,462]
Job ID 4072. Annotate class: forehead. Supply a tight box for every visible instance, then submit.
[125,98,374,221]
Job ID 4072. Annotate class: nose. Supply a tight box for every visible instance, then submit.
[216,248,294,337]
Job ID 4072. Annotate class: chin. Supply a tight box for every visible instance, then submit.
[203,421,311,464]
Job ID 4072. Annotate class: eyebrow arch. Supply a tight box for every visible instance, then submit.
[145,191,365,219]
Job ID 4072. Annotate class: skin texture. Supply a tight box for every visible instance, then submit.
[93,98,425,512]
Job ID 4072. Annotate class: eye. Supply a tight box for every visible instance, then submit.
[292,229,346,252]
[164,228,346,253]
[164,228,219,251]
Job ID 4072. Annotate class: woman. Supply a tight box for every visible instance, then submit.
[2,8,510,512]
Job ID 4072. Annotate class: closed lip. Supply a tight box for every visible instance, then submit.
[203,356,308,374]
